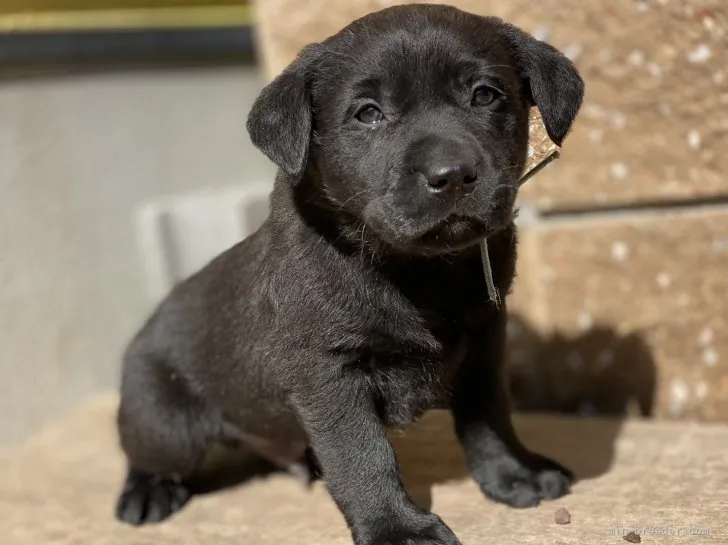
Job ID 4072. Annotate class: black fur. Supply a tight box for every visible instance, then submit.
[115,4,584,544]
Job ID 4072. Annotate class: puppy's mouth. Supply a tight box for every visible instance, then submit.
[361,194,517,256]
[415,214,488,251]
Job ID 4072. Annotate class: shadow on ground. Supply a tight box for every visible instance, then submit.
[393,313,657,510]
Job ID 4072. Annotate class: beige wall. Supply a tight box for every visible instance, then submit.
[0,67,275,445]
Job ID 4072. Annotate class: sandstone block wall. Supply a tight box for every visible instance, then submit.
[251,0,728,420]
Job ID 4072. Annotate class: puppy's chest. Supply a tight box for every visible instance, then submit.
[366,315,469,427]
[357,265,489,427]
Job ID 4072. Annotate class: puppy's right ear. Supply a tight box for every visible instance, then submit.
[500,22,584,146]
[246,45,320,181]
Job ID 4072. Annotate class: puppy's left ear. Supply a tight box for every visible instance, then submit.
[246,45,320,181]
[502,23,584,146]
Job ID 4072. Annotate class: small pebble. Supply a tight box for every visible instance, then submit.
[624,531,642,543]
[554,507,571,524]
[688,44,711,63]
[635,0,650,12]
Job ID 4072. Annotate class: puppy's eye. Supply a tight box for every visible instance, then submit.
[471,86,501,107]
[355,104,384,124]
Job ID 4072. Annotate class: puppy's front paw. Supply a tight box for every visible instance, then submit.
[115,470,191,525]
[359,515,461,545]
[473,452,572,508]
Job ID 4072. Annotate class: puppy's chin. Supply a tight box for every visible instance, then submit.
[413,215,488,254]
[360,194,517,256]
[369,215,493,256]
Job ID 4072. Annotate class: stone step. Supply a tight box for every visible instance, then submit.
[1,395,725,544]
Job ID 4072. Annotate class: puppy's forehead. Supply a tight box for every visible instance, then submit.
[319,11,515,95]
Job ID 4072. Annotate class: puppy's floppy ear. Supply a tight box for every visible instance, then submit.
[501,23,584,146]
[246,45,320,181]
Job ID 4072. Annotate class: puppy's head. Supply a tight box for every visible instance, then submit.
[248,4,583,255]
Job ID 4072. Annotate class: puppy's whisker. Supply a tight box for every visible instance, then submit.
[334,189,370,211]
[489,164,524,174]
[359,222,367,263]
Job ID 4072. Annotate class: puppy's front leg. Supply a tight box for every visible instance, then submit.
[292,375,460,545]
[451,309,573,508]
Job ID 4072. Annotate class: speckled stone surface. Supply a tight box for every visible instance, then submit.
[252,0,728,210]
[1,396,726,545]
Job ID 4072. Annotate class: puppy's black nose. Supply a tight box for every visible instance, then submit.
[421,162,478,195]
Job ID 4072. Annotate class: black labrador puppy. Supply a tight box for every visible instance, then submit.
[115,4,584,544]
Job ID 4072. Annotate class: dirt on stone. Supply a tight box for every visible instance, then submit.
[554,507,571,524]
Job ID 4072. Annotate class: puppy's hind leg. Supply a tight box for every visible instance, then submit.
[115,354,219,526]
